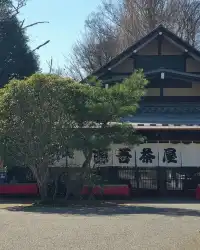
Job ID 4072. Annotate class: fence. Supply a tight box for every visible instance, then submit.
[96,166,200,196]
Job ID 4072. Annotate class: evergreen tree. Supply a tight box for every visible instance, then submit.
[0,15,39,86]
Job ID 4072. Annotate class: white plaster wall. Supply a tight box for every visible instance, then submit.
[146,88,160,96]
[164,84,200,96]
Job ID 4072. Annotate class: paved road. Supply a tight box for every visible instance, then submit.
[0,202,200,250]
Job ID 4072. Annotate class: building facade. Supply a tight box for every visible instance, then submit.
[80,25,200,195]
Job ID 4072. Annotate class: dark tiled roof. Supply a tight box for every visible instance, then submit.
[121,103,200,127]
[138,102,200,114]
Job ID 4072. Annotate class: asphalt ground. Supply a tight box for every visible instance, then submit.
[0,200,200,250]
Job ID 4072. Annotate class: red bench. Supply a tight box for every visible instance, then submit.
[0,184,38,195]
[0,183,130,197]
[196,184,200,200]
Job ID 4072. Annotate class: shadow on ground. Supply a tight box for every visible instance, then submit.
[3,198,200,217]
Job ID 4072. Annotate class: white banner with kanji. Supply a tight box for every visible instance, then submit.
[52,143,200,168]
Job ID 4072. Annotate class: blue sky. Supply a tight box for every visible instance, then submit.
[19,0,101,72]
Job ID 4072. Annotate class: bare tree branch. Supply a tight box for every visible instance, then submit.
[22,21,49,30]
[46,57,65,76]
[10,0,28,17]
[32,40,50,52]
[20,18,25,28]
[47,57,53,74]
[65,0,200,80]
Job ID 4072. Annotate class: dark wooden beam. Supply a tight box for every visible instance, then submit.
[160,81,164,97]
[148,79,192,88]
[144,96,200,102]
[148,83,192,88]
[133,54,138,69]
[158,35,163,55]
[107,72,132,76]
[183,52,189,72]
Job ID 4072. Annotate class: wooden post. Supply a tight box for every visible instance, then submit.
[135,151,140,190]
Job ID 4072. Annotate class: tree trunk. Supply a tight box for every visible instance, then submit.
[53,177,58,201]
[82,151,94,200]
[82,151,93,169]
[38,181,48,201]
[64,152,93,201]
[30,164,49,202]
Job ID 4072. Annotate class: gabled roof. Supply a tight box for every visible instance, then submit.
[91,24,200,78]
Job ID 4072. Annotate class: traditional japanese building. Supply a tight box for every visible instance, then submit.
[3,25,200,196]
[85,25,200,195]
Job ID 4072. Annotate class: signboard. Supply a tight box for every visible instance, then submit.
[60,143,200,168]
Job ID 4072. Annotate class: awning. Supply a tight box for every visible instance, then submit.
[120,111,200,130]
